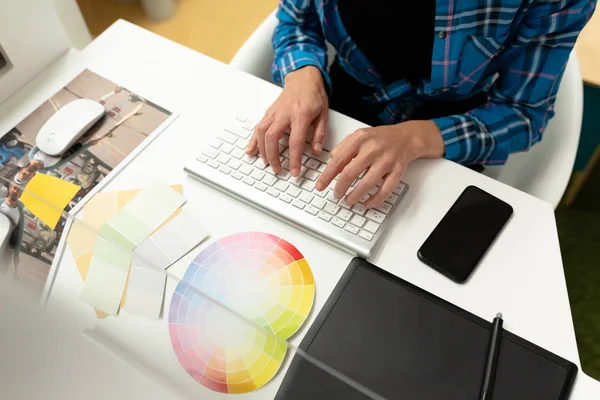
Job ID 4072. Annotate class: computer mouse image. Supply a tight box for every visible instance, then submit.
[36,98,105,156]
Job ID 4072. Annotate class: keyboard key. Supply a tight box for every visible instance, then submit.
[262,174,277,186]
[301,155,308,164]
[364,220,380,234]
[387,193,399,204]
[299,166,308,177]
[345,224,359,235]
[227,159,242,170]
[202,148,218,159]
[359,230,374,241]
[352,203,367,216]
[242,154,257,164]
[224,123,249,138]
[242,176,254,186]
[332,217,345,229]
[318,163,326,172]
[235,139,248,149]
[299,191,314,203]
[234,115,247,123]
[239,164,253,175]
[305,158,321,170]
[243,119,257,131]
[264,165,277,175]
[218,165,231,175]
[209,140,222,150]
[254,158,268,170]
[218,132,238,144]
[279,194,293,203]
[375,179,384,187]
[318,211,332,222]
[366,209,386,224]
[314,189,327,198]
[220,143,233,154]
[255,182,268,192]
[292,199,306,210]
[207,159,219,169]
[280,136,289,146]
[279,144,285,154]
[311,197,326,210]
[217,153,231,164]
[300,180,316,192]
[339,199,351,209]
[304,169,320,181]
[326,191,339,203]
[338,209,353,222]
[351,215,366,227]
[267,188,279,197]
[281,158,291,170]
[360,194,370,203]
[274,181,289,192]
[282,148,291,158]
[305,205,319,216]
[250,170,265,181]
[368,186,379,195]
[375,202,392,214]
[358,170,366,178]
[196,154,208,163]
[324,202,340,216]
[289,176,304,187]
[393,185,404,195]
[231,148,245,159]
[277,169,291,180]
[287,186,301,198]
[231,171,243,180]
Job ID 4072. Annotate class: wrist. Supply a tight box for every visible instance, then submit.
[402,120,445,159]
[284,66,324,88]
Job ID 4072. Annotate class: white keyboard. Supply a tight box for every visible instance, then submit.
[184,116,408,258]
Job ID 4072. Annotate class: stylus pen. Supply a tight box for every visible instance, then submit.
[480,313,503,400]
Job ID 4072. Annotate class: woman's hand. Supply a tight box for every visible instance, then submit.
[316,120,445,208]
[246,66,328,176]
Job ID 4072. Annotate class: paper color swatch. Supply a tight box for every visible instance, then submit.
[66,185,183,318]
[168,232,315,393]
[98,181,186,250]
[21,173,80,229]
[122,253,167,319]
[79,236,132,315]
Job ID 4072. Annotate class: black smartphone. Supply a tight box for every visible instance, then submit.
[417,185,513,283]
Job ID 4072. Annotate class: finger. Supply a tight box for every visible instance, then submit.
[264,120,288,173]
[364,166,404,208]
[345,165,386,205]
[333,155,371,199]
[254,117,273,162]
[246,133,258,155]
[289,118,310,176]
[311,112,328,154]
[316,134,361,191]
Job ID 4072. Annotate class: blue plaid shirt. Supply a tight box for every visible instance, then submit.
[272,0,595,165]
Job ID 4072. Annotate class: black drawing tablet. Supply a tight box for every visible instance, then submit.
[276,258,577,400]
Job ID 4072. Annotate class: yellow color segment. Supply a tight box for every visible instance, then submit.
[287,262,304,285]
[253,359,284,389]
[297,258,314,285]
[247,352,271,378]
[21,173,80,230]
[228,380,258,394]
[298,285,315,317]
[288,286,303,312]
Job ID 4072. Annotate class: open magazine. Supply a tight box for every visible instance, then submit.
[0,69,173,296]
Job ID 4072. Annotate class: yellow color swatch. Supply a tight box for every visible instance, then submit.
[21,173,80,229]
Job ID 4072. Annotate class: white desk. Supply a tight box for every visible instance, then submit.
[3,20,597,398]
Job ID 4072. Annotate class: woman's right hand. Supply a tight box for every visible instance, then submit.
[246,66,329,176]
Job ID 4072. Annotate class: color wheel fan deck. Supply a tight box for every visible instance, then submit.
[169,232,315,393]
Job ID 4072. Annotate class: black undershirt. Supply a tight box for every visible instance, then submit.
[329,1,487,127]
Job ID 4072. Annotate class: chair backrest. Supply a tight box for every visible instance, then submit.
[231,13,583,208]
[483,52,583,208]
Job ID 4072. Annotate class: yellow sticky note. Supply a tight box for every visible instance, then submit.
[21,173,80,229]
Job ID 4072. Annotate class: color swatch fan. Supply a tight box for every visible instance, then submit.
[169,232,315,393]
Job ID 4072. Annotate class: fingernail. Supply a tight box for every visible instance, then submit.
[292,168,299,176]
[314,143,322,153]
[316,183,323,191]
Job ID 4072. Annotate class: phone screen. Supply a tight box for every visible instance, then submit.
[418,186,513,282]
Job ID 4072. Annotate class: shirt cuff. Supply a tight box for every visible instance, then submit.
[432,116,464,162]
[275,50,332,94]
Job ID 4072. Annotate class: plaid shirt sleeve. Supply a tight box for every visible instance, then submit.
[434,0,596,166]
[272,0,331,91]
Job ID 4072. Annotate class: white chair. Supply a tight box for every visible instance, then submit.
[230,13,583,209]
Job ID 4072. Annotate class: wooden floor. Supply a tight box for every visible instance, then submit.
[77,0,277,63]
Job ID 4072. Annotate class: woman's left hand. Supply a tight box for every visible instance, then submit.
[315,120,445,208]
